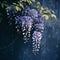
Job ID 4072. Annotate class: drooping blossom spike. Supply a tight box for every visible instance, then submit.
[34,23,44,32]
[20,16,33,43]
[32,31,42,54]
[27,9,45,54]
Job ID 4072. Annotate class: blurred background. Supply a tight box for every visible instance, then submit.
[0,0,60,60]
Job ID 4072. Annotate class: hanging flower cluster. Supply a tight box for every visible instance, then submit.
[6,5,44,54]
[4,0,56,55]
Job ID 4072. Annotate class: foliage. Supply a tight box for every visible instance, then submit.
[35,2,57,20]
[0,0,56,23]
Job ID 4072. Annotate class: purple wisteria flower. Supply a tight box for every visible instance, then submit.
[6,6,45,54]
[32,31,42,54]
[28,9,38,18]
[19,16,33,42]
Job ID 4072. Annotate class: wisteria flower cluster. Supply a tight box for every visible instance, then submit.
[5,0,56,55]
[6,6,44,54]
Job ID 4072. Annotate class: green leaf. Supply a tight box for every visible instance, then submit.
[15,6,21,11]
[26,0,32,5]
[42,14,49,20]
[13,3,17,5]
[19,3,24,8]
[31,0,35,2]
[51,14,56,19]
